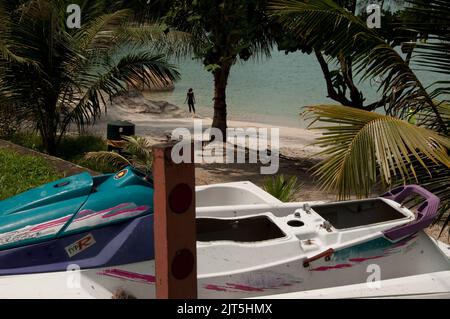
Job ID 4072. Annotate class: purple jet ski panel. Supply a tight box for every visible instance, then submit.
[0,215,154,275]
[382,185,440,241]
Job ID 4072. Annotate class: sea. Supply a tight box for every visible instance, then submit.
[143,49,446,129]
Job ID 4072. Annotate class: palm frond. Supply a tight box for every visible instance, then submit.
[84,151,131,170]
[401,1,450,106]
[114,23,194,58]
[305,105,450,199]
[62,49,179,131]
[411,42,450,76]
[0,1,35,64]
[74,9,132,51]
[122,135,153,170]
[268,0,448,133]
[85,136,153,174]
[263,174,301,202]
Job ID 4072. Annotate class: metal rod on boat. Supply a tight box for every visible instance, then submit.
[152,141,197,299]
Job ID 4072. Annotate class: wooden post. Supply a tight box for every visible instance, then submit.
[152,141,197,299]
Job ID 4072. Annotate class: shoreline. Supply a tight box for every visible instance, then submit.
[88,93,323,161]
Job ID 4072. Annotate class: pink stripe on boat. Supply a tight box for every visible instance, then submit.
[98,269,155,284]
[348,255,384,263]
[310,264,353,271]
[225,283,264,292]
[204,284,228,291]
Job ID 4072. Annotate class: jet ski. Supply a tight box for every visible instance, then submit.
[0,167,449,298]
[0,166,154,275]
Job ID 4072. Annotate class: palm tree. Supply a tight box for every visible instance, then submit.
[0,0,179,155]
[85,135,153,175]
[269,0,450,234]
[164,0,274,140]
[269,0,448,132]
[303,105,450,198]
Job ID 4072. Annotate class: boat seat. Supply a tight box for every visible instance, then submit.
[311,198,406,229]
[196,216,286,242]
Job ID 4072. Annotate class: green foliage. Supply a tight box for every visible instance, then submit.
[165,0,274,67]
[6,132,106,161]
[85,135,153,174]
[305,105,450,199]
[0,0,179,154]
[164,0,275,136]
[0,149,62,200]
[0,106,21,138]
[269,0,448,131]
[55,135,107,161]
[6,133,44,152]
[263,174,301,202]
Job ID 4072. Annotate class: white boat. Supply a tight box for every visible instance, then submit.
[0,168,448,299]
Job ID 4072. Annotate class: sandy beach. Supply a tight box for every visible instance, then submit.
[90,91,323,158]
[82,91,336,202]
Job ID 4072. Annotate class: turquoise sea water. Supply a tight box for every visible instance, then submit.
[144,49,445,128]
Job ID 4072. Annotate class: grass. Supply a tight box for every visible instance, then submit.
[5,132,110,173]
[0,149,62,200]
[6,132,43,152]
[7,133,106,159]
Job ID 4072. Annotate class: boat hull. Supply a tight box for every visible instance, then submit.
[1,230,447,299]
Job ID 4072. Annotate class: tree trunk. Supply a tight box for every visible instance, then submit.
[39,111,58,155]
[40,128,57,155]
[212,61,232,142]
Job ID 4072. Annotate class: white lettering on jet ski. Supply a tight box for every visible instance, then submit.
[0,228,41,245]
[65,233,96,258]
[0,215,72,247]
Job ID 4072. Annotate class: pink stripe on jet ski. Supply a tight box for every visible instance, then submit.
[30,215,72,232]
[75,203,135,221]
[78,203,132,217]
[101,206,149,218]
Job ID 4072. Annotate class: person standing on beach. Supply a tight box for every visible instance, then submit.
[185,88,196,114]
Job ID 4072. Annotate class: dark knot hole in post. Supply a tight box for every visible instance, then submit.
[169,183,193,214]
[171,249,195,280]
